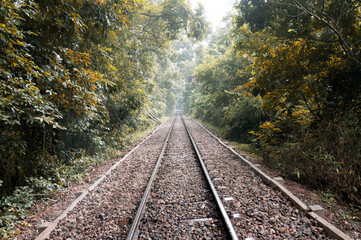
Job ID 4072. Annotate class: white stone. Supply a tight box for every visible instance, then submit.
[224,197,234,201]
[274,176,285,185]
[38,222,51,233]
[309,205,325,218]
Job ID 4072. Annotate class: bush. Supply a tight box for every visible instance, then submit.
[0,186,34,238]
[222,95,266,142]
[253,112,361,204]
[0,151,100,238]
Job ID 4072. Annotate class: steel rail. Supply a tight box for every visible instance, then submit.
[126,114,176,240]
[181,114,239,240]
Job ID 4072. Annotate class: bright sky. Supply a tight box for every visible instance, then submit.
[190,0,235,30]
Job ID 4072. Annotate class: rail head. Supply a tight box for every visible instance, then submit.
[34,121,168,240]
[180,114,239,240]
[126,114,177,240]
[189,117,352,240]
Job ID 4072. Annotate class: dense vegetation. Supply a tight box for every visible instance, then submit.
[151,37,205,116]
[1,0,360,237]
[185,0,361,207]
[0,0,207,237]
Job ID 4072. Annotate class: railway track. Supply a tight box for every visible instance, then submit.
[126,112,238,239]
[29,113,350,239]
[183,117,335,240]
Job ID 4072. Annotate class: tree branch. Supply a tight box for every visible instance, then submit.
[301,92,320,120]
[140,12,162,18]
[336,1,347,27]
[292,0,361,67]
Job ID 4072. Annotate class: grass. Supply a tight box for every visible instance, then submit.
[229,141,257,156]
[131,123,158,142]
[158,116,171,123]
[1,118,164,239]
[192,118,259,158]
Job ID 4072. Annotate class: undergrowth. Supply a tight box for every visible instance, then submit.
[0,121,158,239]
[0,151,106,239]
[196,118,361,224]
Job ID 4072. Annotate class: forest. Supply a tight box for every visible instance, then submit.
[0,0,207,236]
[184,0,361,209]
[1,0,360,237]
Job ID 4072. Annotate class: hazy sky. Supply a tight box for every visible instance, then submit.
[190,0,235,30]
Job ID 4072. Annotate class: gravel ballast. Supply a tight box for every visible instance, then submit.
[18,113,356,239]
[184,117,335,239]
[47,119,173,239]
[136,114,226,239]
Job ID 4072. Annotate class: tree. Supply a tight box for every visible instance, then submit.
[183,14,267,142]
[234,0,361,202]
[0,0,208,196]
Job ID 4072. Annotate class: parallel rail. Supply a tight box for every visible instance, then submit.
[126,115,176,240]
[126,113,239,240]
[181,114,239,240]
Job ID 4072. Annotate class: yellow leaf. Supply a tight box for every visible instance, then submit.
[16,39,24,46]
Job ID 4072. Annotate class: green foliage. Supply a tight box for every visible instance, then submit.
[0,0,207,237]
[184,17,266,142]
[184,0,361,204]
[321,191,337,208]
[0,148,115,238]
[222,94,266,142]
[151,36,206,117]
[232,0,361,203]
[27,177,62,194]
[0,186,34,238]
[0,0,207,193]
[160,0,209,40]
[266,113,361,202]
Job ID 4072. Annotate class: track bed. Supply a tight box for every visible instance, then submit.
[185,117,333,239]
[29,113,345,240]
[136,114,226,239]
